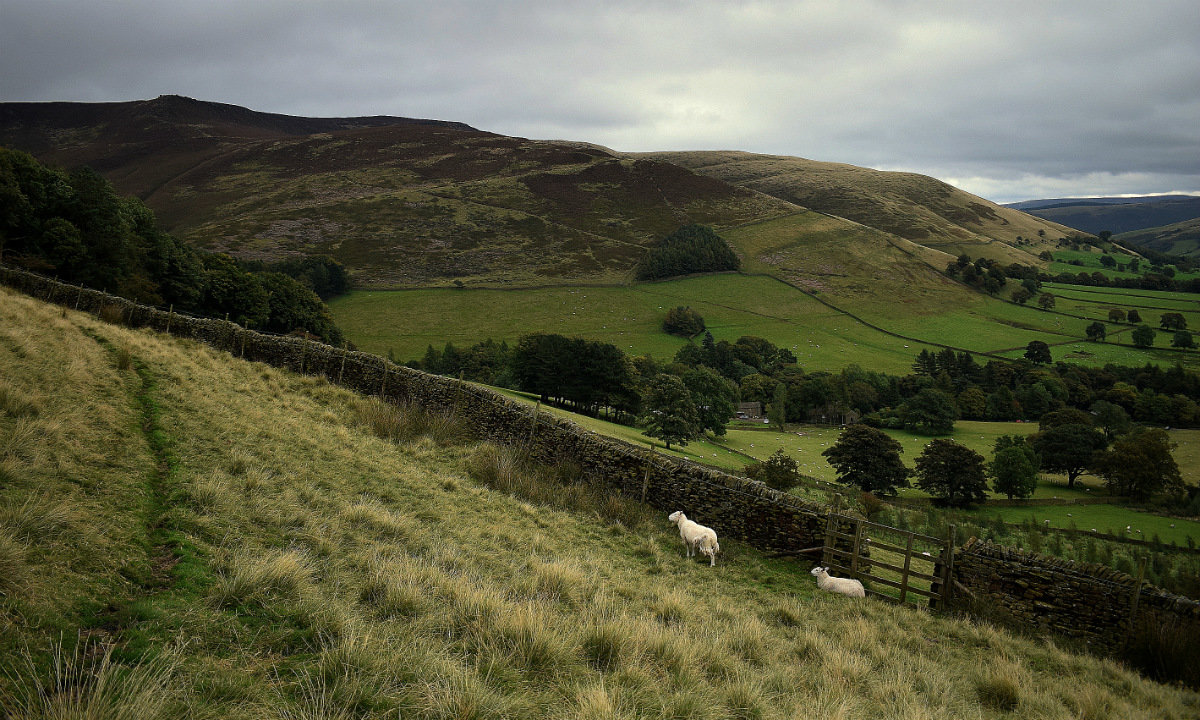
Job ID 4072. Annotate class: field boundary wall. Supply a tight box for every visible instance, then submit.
[4,264,1197,651]
[953,538,1200,650]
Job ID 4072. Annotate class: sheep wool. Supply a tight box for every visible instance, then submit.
[810,566,865,598]
[668,511,720,566]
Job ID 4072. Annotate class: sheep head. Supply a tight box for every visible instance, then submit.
[668,511,684,525]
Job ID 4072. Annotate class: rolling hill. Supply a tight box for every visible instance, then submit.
[3,285,1197,718]
[1,96,1073,294]
[1008,195,1200,236]
[1116,217,1200,258]
[638,150,1080,268]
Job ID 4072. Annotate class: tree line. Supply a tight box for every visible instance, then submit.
[817,411,1183,509]
[946,250,1200,297]
[417,328,1200,447]
[0,147,347,343]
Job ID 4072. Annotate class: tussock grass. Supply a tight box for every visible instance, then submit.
[467,443,653,530]
[0,493,76,543]
[340,500,418,542]
[4,289,1200,719]
[0,380,39,418]
[359,557,429,619]
[354,395,470,446]
[210,548,312,609]
[115,344,133,371]
[582,620,629,672]
[650,588,690,627]
[0,637,179,720]
[0,529,25,596]
[0,417,42,462]
[973,656,1026,711]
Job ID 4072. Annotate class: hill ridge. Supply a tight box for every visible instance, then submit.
[2,96,1069,292]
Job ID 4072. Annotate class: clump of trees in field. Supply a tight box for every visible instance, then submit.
[0,148,347,343]
[635,224,740,280]
[661,305,705,337]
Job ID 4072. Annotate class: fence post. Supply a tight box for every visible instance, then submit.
[850,518,864,578]
[821,512,838,568]
[338,344,348,385]
[380,361,389,396]
[641,444,654,502]
[1129,556,1148,629]
[300,338,309,373]
[931,524,957,610]
[526,400,540,449]
[899,531,915,604]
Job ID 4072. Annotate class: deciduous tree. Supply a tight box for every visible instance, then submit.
[745,448,802,492]
[1024,340,1052,364]
[1028,423,1107,488]
[638,374,700,449]
[682,366,737,437]
[1160,313,1188,331]
[914,439,988,507]
[1093,428,1183,500]
[822,424,910,496]
[899,388,957,434]
[662,306,705,337]
[989,436,1039,500]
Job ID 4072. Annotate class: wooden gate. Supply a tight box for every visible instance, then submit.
[821,513,956,608]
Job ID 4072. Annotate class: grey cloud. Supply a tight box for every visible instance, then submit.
[1,0,1196,203]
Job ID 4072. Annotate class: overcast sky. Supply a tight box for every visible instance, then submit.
[2,1,1198,203]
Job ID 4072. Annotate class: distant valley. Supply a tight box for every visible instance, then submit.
[1007,194,1200,258]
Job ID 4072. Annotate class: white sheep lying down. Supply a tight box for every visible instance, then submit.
[810,566,865,598]
[668,511,720,566]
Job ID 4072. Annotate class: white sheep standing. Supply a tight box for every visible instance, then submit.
[668,511,720,566]
[810,566,865,598]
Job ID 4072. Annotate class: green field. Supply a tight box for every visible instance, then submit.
[332,272,1200,374]
[1043,283,1200,328]
[972,504,1200,547]
[1049,249,1200,283]
[330,274,947,375]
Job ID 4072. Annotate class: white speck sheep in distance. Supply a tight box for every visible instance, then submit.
[668,511,720,566]
[810,566,865,598]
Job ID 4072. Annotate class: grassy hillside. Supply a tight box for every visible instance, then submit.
[4,287,1199,718]
[637,150,1077,266]
[2,96,1071,298]
[1118,217,1200,259]
[0,96,793,288]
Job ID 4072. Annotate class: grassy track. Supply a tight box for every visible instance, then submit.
[5,287,1200,717]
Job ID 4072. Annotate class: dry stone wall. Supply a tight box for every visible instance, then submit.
[0,266,829,553]
[953,538,1200,651]
[6,264,1199,651]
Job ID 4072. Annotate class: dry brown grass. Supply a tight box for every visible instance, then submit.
[2,288,1198,719]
